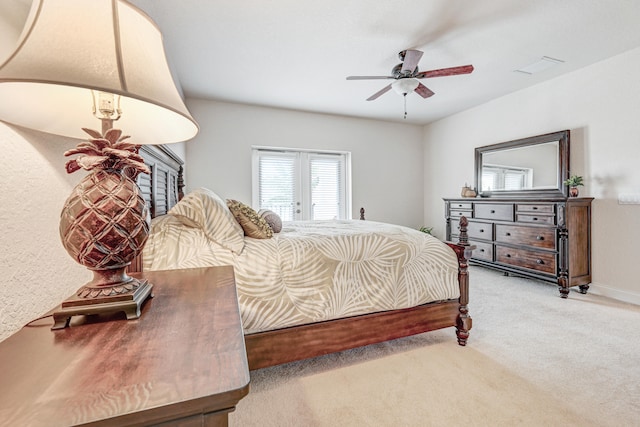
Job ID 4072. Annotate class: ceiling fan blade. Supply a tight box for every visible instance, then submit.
[414,83,435,99]
[401,49,423,74]
[347,75,394,80]
[415,64,474,79]
[366,84,392,101]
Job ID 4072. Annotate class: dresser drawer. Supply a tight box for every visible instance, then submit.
[450,202,472,210]
[516,214,555,225]
[495,246,556,275]
[450,209,472,219]
[470,240,493,261]
[516,204,554,214]
[495,224,556,250]
[467,221,493,241]
[474,203,513,221]
[450,219,491,240]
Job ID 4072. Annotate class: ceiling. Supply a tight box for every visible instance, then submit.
[7,1,640,126]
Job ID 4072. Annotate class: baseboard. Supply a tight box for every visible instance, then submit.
[586,283,640,306]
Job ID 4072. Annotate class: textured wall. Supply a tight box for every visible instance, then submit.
[0,124,89,341]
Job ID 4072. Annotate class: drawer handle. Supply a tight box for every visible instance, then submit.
[480,249,485,252]
[490,210,496,214]
[506,254,511,258]
[536,259,545,265]
[536,236,544,241]
[505,232,511,236]
[479,229,485,233]
[532,217,538,221]
[532,206,538,210]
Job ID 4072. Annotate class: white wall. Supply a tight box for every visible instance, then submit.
[184,99,425,227]
[0,124,90,341]
[423,46,640,303]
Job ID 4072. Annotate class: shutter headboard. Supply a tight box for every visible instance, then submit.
[138,144,184,219]
[129,144,184,274]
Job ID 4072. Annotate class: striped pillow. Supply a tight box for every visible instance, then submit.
[258,209,282,233]
[169,188,245,253]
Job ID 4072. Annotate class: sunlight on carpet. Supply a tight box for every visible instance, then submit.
[232,338,597,427]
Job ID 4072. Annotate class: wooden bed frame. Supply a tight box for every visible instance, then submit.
[134,145,473,370]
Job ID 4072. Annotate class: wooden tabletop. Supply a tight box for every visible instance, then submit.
[0,266,250,426]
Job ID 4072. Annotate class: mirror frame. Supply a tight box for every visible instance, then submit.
[475,130,570,198]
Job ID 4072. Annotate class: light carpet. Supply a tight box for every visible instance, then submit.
[230,266,640,426]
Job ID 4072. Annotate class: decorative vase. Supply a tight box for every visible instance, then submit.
[461,186,477,198]
[569,186,579,197]
[59,168,150,297]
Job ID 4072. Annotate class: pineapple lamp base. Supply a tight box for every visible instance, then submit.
[52,268,153,330]
[55,126,154,330]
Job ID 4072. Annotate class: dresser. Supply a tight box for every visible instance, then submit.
[0,266,249,426]
[444,197,593,297]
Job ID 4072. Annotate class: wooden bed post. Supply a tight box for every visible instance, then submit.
[177,165,185,201]
[445,216,473,346]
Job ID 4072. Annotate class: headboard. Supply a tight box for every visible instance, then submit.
[129,144,184,273]
[138,144,184,218]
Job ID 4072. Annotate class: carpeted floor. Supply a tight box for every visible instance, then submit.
[230,266,640,426]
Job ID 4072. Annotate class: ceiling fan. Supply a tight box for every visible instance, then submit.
[346,49,474,117]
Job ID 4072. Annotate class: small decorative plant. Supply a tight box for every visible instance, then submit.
[563,175,584,187]
[419,226,433,235]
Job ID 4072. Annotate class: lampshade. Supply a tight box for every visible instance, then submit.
[391,78,419,96]
[0,0,198,144]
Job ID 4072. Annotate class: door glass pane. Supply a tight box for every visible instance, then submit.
[310,156,342,220]
[258,153,296,221]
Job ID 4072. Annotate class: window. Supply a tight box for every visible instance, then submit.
[481,164,532,191]
[252,148,351,221]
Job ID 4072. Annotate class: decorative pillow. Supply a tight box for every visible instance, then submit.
[258,209,282,233]
[169,188,245,253]
[227,199,273,239]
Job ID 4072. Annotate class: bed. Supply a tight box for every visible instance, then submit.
[134,145,473,370]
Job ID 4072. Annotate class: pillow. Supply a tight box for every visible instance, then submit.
[169,188,245,253]
[227,199,273,239]
[258,209,282,233]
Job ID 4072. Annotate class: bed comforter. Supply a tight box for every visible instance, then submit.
[142,189,460,334]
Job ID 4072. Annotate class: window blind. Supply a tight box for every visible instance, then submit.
[253,148,350,220]
[257,151,297,221]
[310,154,343,220]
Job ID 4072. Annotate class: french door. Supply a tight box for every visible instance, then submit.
[252,148,350,221]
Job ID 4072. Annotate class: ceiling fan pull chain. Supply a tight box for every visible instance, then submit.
[403,93,408,119]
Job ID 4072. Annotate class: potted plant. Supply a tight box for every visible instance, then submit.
[419,226,433,235]
[563,175,584,197]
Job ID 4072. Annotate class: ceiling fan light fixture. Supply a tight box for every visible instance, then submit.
[391,78,419,95]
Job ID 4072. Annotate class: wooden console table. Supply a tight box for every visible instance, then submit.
[0,266,250,426]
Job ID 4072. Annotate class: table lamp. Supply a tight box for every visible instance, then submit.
[0,0,198,328]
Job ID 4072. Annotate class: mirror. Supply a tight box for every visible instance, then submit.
[475,130,570,198]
